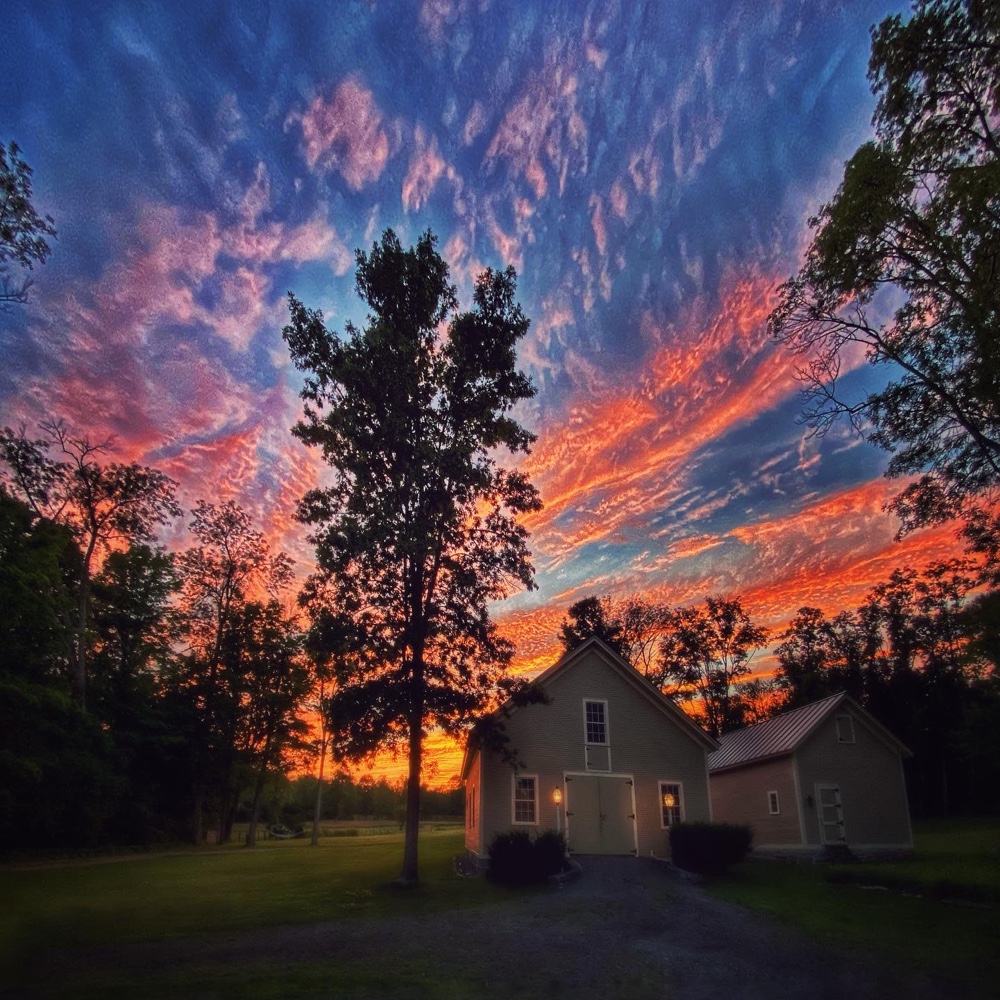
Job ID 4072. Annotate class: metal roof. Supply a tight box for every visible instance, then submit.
[708,692,848,772]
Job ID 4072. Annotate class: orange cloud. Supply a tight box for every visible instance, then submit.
[520,269,790,555]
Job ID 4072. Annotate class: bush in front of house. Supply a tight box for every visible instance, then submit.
[487,829,567,885]
[669,822,752,875]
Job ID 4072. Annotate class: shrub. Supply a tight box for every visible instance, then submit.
[669,822,752,875]
[533,829,568,878]
[487,829,567,885]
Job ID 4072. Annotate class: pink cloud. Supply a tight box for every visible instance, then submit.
[402,126,448,212]
[484,53,590,202]
[294,77,390,191]
[419,0,467,46]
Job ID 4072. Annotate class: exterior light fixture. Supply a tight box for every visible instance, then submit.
[552,787,563,805]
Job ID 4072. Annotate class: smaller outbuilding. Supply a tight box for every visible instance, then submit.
[709,692,913,859]
[462,638,718,859]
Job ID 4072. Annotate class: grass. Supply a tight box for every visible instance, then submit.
[2,829,509,997]
[6,819,997,997]
[705,817,1000,995]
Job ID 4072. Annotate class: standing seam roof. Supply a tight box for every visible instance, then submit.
[708,692,847,772]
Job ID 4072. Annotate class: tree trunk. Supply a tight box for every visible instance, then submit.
[311,737,327,847]
[398,659,425,885]
[74,569,90,711]
[246,766,268,846]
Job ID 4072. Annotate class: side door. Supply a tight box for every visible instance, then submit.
[815,783,846,844]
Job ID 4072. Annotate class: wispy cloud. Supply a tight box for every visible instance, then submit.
[291,77,392,190]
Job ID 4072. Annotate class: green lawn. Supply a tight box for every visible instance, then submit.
[705,818,999,995]
[5,820,998,998]
[2,829,508,996]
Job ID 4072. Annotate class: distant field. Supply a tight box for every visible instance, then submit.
[226,818,463,842]
[705,817,999,994]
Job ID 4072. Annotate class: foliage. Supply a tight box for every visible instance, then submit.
[657,596,770,738]
[0,491,78,685]
[170,500,300,844]
[284,229,541,884]
[486,828,566,885]
[559,596,626,655]
[559,593,772,735]
[0,421,179,709]
[668,822,753,875]
[776,559,1000,816]
[0,140,56,306]
[769,0,1000,565]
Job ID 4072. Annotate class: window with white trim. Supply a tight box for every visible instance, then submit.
[659,781,683,828]
[767,790,780,815]
[584,700,608,744]
[835,714,855,744]
[512,774,538,824]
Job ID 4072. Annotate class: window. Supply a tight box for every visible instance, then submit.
[469,785,476,828]
[767,790,780,815]
[659,781,683,828]
[836,714,855,744]
[584,700,608,744]
[512,775,537,824]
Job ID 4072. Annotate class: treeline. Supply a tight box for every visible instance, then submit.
[775,561,1000,819]
[0,422,315,852]
[562,560,1000,818]
[282,773,464,829]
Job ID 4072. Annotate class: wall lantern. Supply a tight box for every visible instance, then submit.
[552,787,563,805]
[662,792,676,808]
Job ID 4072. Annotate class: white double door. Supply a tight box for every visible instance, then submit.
[564,773,637,855]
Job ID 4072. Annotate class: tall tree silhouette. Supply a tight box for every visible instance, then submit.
[284,229,540,884]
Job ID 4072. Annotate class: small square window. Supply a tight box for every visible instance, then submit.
[585,700,608,745]
[767,790,780,815]
[659,782,682,828]
[836,714,855,744]
[513,775,537,824]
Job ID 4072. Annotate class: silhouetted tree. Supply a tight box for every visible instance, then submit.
[283,229,541,884]
[770,0,1000,568]
[174,499,294,843]
[0,140,56,306]
[0,421,179,709]
[777,559,1000,815]
[658,596,769,738]
[559,596,625,656]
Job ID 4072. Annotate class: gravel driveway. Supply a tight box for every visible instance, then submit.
[11,856,967,999]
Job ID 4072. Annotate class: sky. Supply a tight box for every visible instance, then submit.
[1,0,965,782]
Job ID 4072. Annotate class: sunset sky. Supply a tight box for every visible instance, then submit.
[1,1,963,782]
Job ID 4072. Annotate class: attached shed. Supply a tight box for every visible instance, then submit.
[709,692,913,859]
[462,638,717,859]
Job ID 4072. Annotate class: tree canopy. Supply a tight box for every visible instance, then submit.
[283,229,541,884]
[0,421,179,708]
[0,140,56,307]
[769,0,1000,563]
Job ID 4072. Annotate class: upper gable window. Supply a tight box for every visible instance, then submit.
[835,714,855,744]
[584,700,608,745]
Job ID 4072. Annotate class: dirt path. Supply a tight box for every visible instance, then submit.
[10,856,968,999]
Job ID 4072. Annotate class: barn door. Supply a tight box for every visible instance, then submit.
[565,774,637,855]
[816,784,846,844]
